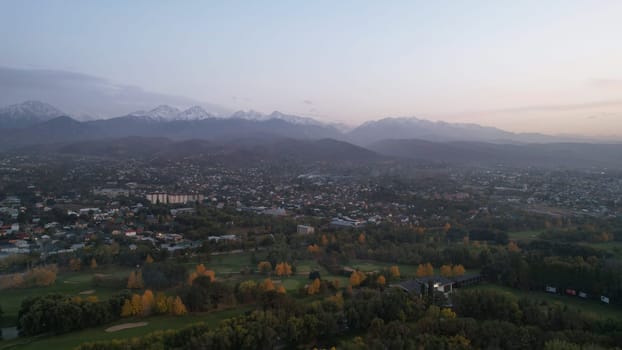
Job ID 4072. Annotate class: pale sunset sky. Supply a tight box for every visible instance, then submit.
[1,0,621,136]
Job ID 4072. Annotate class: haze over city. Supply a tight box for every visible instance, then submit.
[1,0,622,137]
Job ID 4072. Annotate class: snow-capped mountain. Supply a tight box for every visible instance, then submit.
[0,100,66,128]
[128,105,218,121]
[129,105,181,120]
[230,110,265,121]
[230,110,323,126]
[176,106,216,120]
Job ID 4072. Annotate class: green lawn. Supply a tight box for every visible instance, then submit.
[207,252,255,273]
[347,259,420,276]
[0,268,130,327]
[470,283,622,320]
[507,230,544,242]
[0,307,250,350]
[580,241,622,258]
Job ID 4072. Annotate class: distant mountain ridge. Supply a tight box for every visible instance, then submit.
[347,117,599,144]
[22,136,383,165]
[0,101,619,149]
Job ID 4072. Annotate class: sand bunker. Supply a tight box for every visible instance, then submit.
[79,289,95,295]
[105,322,148,333]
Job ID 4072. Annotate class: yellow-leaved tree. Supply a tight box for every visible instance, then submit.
[121,299,133,317]
[155,292,168,314]
[127,270,145,289]
[172,296,187,316]
[142,289,155,316]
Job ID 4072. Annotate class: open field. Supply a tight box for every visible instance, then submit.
[470,283,622,320]
[0,307,250,350]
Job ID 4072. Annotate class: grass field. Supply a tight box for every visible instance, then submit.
[0,268,131,327]
[471,283,622,320]
[507,230,544,242]
[580,241,622,257]
[0,307,250,350]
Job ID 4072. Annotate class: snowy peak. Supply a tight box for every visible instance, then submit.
[0,100,66,128]
[129,105,218,121]
[230,110,265,121]
[130,105,181,120]
[176,106,215,120]
[267,111,323,126]
[0,100,64,119]
[230,110,323,126]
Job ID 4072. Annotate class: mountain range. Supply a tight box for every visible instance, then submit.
[1,101,611,144]
[2,100,622,169]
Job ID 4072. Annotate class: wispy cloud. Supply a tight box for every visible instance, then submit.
[303,99,313,105]
[0,66,232,118]
[490,100,622,113]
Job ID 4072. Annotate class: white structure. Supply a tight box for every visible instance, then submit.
[297,225,315,235]
[146,193,204,204]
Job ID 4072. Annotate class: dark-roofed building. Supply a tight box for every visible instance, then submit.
[392,276,455,296]
[452,274,482,288]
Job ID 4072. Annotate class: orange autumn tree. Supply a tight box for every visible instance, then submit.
[358,233,366,244]
[257,261,272,275]
[188,264,216,285]
[307,278,321,295]
[307,244,321,254]
[90,258,98,269]
[440,264,453,278]
[349,270,366,287]
[389,265,400,279]
[277,285,287,294]
[261,278,275,292]
[416,263,434,277]
[377,275,386,286]
[452,264,466,277]
[275,262,293,276]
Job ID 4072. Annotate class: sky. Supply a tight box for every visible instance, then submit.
[1,0,622,136]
